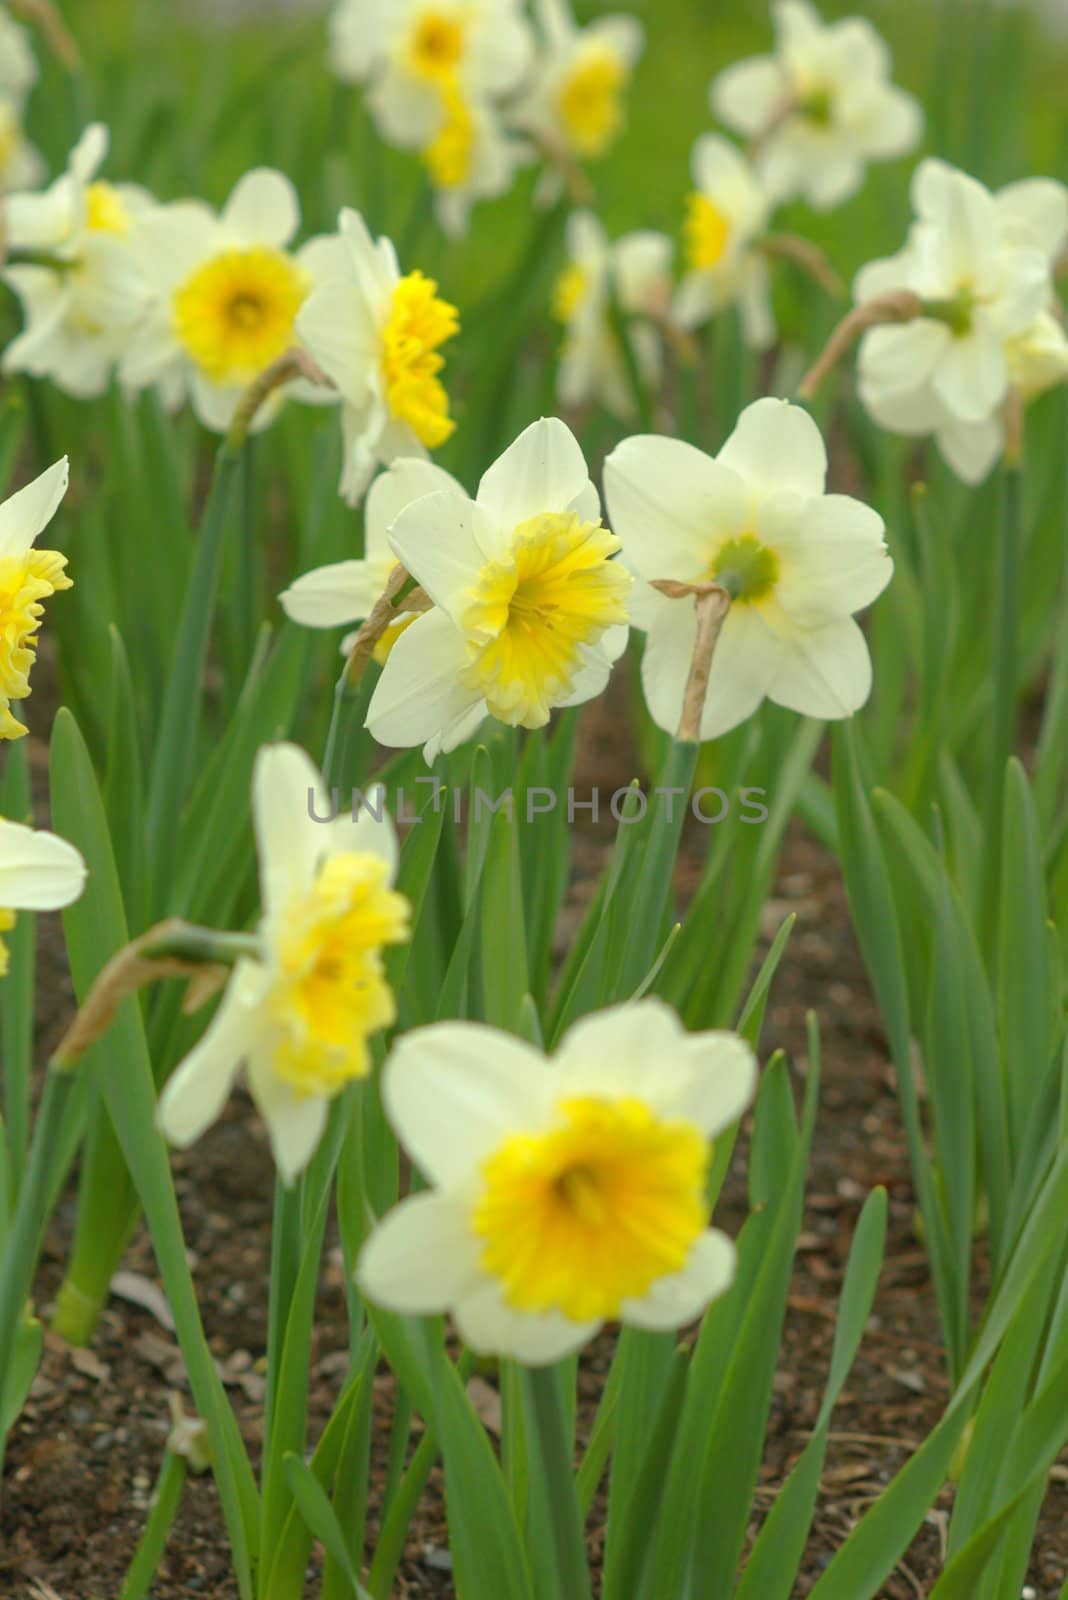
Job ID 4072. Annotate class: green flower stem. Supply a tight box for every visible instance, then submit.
[367,1350,477,1599]
[118,1447,188,1600]
[609,297,655,433]
[521,1365,592,1600]
[981,462,1023,953]
[616,738,700,996]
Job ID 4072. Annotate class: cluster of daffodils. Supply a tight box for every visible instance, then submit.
[155,744,757,1359]
[0,3,43,194]
[282,400,892,754]
[679,0,919,352]
[1,131,461,495]
[545,0,923,418]
[327,0,644,234]
[0,459,86,974]
[852,160,1068,483]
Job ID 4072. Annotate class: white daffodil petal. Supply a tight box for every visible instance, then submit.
[279,560,383,628]
[383,1021,551,1189]
[387,490,497,620]
[252,743,325,917]
[717,398,828,498]
[0,457,69,558]
[604,435,748,581]
[366,608,485,752]
[222,168,300,248]
[358,1192,482,1314]
[555,1000,756,1137]
[761,494,893,624]
[246,1058,329,1186]
[0,819,86,910]
[769,615,873,719]
[453,1280,599,1365]
[156,961,266,1149]
[476,416,592,529]
[621,1230,736,1332]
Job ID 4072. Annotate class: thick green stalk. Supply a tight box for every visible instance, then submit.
[980,464,1023,955]
[118,1447,188,1600]
[51,1093,138,1345]
[521,1366,592,1600]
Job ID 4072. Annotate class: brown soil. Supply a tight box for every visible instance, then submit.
[4,699,1067,1600]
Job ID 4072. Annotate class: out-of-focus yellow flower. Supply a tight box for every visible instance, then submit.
[358,1000,756,1364]
[157,744,409,1184]
[551,210,673,419]
[510,0,643,203]
[121,169,332,435]
[0,458,71,741]
[675,135,774,349]
[2,126,153,398]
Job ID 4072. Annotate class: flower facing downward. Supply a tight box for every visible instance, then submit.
[365,418,631,761]
[0,459,72,741]
[358,1000,756,1363]
[296,209,459,505]
[711,0,922,212]
[604,399,892,742]
[157,744,409,1183]
[0,814,87,977]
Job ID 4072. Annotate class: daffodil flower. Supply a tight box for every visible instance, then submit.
[551,210,673,419]
[358,999,756,1364]
[712,0,922,212]
[855,160,1066,483]
[511,0,643,203]
[604,398,892,742]
[279,459,463,666]
[157,744,409,1184]
[421,84,531,238]
[295,208,460,506]
[0,457,72,741]
[0,814,86,977]
[120,169,331,434]
[0,98,44,194]
[2,125,154,398]
[0,7,37,103]
[674,135,775,349]
[365,416,631,761]
[328,0,533,141]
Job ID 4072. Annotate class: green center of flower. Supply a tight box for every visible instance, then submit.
[922,288,976,339]
[709,534,779,603]
[798,85,834,126]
